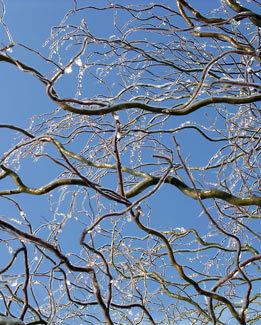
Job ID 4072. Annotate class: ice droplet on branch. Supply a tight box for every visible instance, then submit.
[65,65,73,74]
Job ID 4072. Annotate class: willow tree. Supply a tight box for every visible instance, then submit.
[0,1,260,324]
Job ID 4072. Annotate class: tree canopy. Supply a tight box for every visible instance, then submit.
[0,1,260,324]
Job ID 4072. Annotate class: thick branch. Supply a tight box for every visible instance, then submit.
[225,0,261,27]
[54,94,261,116]
[126,175,261,207]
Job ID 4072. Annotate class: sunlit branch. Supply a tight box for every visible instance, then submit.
[0,0,260,323]
[225,0,261,27]
[0,218,94,274]
[132,209,243,324]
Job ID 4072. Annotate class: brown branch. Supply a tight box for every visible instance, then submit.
[0,164,130,205]
[132,209,244,324]
[0,124,34,138]
[113,114,125,197]
[0,218,94,274]
[177,0,225,24]
[126,175,261,207]
[225,0,261,27]
[212,254,261,291]
[50,94,261,116]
